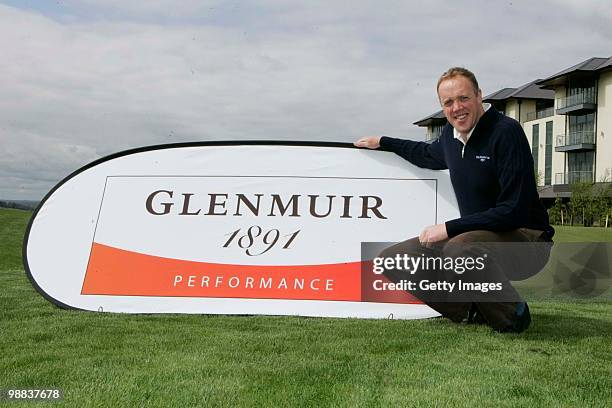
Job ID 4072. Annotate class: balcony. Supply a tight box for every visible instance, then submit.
[554,171,594,185]
[556,92,596,115]
[555,130,596,152]
[526,107,555,122]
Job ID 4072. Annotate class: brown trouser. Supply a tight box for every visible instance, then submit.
[379,229,552,331]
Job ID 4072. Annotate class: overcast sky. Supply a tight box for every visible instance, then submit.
[1,0,610,200]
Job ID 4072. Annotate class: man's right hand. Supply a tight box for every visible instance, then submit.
[354,136,382,149]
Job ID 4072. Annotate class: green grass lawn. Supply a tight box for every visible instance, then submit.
[1,208,611,407]
[552,225,612,242]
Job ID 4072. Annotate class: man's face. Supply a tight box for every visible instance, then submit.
[438,75,484,136]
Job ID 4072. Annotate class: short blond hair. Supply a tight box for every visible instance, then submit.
[436,67,480,94]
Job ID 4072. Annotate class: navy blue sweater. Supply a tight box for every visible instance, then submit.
[380,108,553,239]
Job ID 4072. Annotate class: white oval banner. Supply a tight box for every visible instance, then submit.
[24,142,459,319]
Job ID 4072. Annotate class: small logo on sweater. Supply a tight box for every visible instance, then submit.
[475,155,490,163]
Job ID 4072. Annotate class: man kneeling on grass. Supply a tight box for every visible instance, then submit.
[355,67,554,333]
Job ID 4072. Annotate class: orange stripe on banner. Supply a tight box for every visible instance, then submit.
[81,243,420,304]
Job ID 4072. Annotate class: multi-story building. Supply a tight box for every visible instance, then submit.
[535,57,612,196]
[413,57,612,204]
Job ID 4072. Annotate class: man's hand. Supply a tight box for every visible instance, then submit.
[354,136,382,149]
[419,224,448,246]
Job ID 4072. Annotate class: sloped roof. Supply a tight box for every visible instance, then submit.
[597,57,612,72]
[508,79,554,99]
[536,57,611,88]
[413,110,446,126]
[483,87,516,101]
[483,80,553,102]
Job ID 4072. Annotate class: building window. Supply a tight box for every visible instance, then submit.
[568,80,596,99]
[563,79,597,107]
[567,151,594,184]
[545,121,552,185]
[568,112,596,144]
[532,124,539,172]
[536,99,554,111]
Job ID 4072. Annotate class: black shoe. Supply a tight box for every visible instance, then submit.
[466,303,486,325]
[498,302,531,333]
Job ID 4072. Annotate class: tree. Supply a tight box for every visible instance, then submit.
[568,180,612,227]
[569,182,594,226]
[591,182,612,228]
[548,197,567,225]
